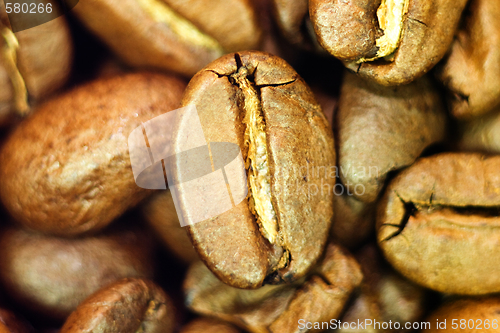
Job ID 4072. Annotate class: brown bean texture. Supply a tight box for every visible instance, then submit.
[184,243,362,333]
[72,0,261,77]
[331,194,375,250]
[309,0,468,85]
[60,278,175,333]
[0,72,186,236]
[329,244,427,333]
[436,0,500,119]
[173,51,336,289]
[422,297,500,332]
[377,153,500,295]
[179,318,241,333]
[142,190,198,263]
[0,309,33,333]
[337,71,446,203]
[459,110,500,153]
[0,0,73,124]
[0,224,154,320]
[271,0,323,52]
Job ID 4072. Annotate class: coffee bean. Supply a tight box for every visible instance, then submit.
[0,223,154,320]
[0,308,34,333]
[0,0,72,124]
[184,243,362,333]
[338,71,446,203]
[0,72,185,236]
[73,0,262,77]
[331,194,375,250]
[142,190,198,263]
[272,0,324,52]
[436,0,500,119]
[309,0,468,85]
[60,278,175,333]
[459,111,500,153]
[422,297,500,332]
[172,51,336,288]
[377,153,500,295]
[179,318,241,333]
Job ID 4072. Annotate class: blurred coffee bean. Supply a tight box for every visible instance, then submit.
[0,72,185,236]
[142,190,198,263]
[423,297,500,332]
[0,308,34,333]
[60,278,175,333]
[338,71,446,203]
[458,109,500,153]
[184,243,362,333]
[436,0,500,119]
[0,0,73,125]
[331,194,375,250]
[72,0,261,77]
[0,224,154,319]
[179,318,241,333]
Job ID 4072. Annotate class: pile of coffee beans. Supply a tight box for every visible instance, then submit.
[1,0,500,332]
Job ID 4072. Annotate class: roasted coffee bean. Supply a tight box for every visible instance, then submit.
[377,153,500,295]
[328,244,427,333]
[0,224,154,320]
[309,0,468,86]
[331,194,375,250]
[73,0,261,77]
[173,51,336,288]
[142,190,198,263]
[184,243,362,333]
[459,110,500,153]
[60,278,175,333]
[423,297,500,332]
[0,0,73,125]
[436,0,500,119]
[337,71,446,203]
[0,72,185,236]
[271,0,324,52]
[0,308,34,333]
[179,318,241,333]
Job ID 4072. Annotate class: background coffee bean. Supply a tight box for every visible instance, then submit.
[72,0,261,77]
[271,0,324,52]
[0,72,185,236]
[436,0,500,119]
[142,190,198,264]
[459,107,500,153]
[330,244,428,333]
[0,0,73,125]
[184,243,362,333]
[330,193,375,250]
[0,308,34,333]
[337,71,446,203]
[179,318,241,333]
[60,278,175,333]
[0,223,154,320]
[422,297,500,332]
